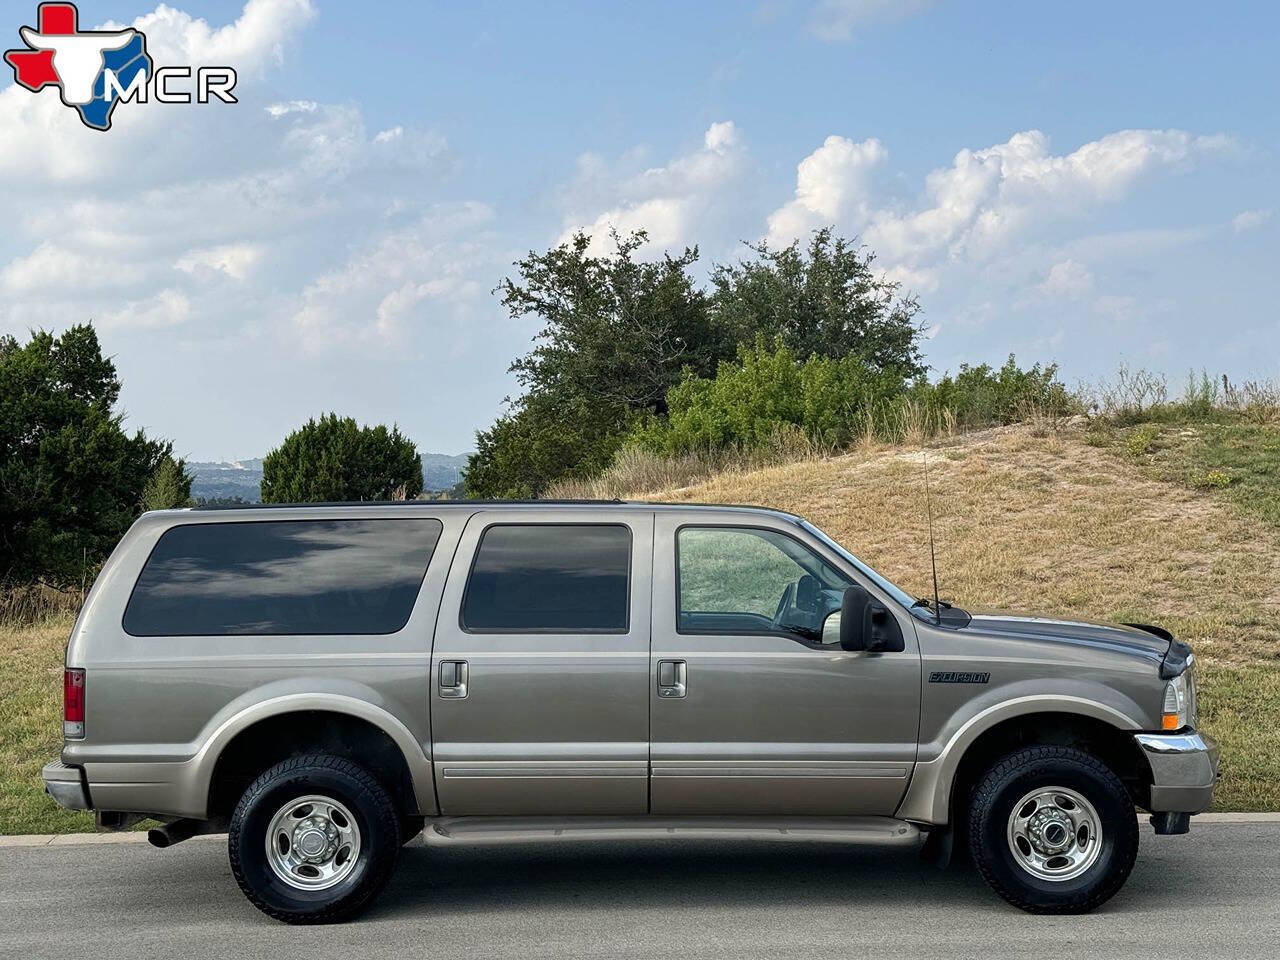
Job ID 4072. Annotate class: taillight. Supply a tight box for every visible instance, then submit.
[64,668,85,739]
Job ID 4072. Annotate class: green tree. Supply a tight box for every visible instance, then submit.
[465,393,629,499]
[710,227,926,376]
[0,325,189,586]
[140,455,194,512]
[467,230,733,497]
[261,413,423,503]
[499,230,728,414]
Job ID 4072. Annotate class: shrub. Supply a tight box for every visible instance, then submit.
[1084,428,1111,448]
[1199,469,1233,489]
[1092,364,1169,422]
[1181,370,1218,418]
[1222,377,1280,425]
[923,355,1075,428]
[1126,424,1161,457]
[628,342,1072,459]
[628,338,906,457]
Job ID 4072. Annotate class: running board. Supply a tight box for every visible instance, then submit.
[422,816,920,847]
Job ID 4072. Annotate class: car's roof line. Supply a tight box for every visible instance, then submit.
[180,499,800,519]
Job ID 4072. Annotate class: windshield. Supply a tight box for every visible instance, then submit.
[798,519,922,615]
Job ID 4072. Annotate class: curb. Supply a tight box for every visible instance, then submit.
[3,812,1279,847]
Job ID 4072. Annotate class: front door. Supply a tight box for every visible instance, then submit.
[649,513,921,815]
[430,508,654,815]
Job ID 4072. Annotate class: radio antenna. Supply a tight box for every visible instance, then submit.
[923,449,941,624]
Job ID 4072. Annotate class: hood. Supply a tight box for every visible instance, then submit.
[960,612,1172,667]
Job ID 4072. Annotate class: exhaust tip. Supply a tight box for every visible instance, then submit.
[147,828,171,848]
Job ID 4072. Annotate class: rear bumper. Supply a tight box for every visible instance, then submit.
[1135,731,1219,814]
[42,761,91,811]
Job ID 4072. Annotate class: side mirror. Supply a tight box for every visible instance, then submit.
[839,585,870,651]
[839,584,905,653]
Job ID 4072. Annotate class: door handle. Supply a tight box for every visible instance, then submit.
[657,659,686,698]
[439,660,468,699]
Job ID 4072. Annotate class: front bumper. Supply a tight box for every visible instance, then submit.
[42,761,91,811]
[1134,730,1219,813]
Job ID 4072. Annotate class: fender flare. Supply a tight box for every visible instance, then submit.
[896,694,1141,825]
[190,692,436,817]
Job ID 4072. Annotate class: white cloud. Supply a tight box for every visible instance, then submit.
[104,0,317,71]
[292,202,497,345]
[1232,209,1272,234]
[765,135,886,247]
[880,263,938,294]
[861,129,1230,267]
[0,0,317,186]
[1,241,145,294]
[265,100,318,117]
[0,0,475,357]
[754,128,1231,311]
[557,121,748,255]
[1039,259,1094,299]
[174,243,261,281]
[808,0,933,42]
[98,289,191,330]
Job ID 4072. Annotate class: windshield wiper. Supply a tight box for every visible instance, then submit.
[912,596,953,610]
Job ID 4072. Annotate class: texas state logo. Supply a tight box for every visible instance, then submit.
[4,2,237,131]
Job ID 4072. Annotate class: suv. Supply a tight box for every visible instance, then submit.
[43,502,1217,922]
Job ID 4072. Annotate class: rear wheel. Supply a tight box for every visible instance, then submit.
[229,754,400,924]
[968,745,1138,913]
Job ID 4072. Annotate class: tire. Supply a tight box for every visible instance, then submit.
[228,754,400,924]
[967,745,1138,914]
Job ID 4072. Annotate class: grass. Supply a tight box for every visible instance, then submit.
[2,417,1276,830]
[1115,418,1280,530]
[0,615,95,834]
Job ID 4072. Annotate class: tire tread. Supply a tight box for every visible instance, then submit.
[967,744,1138,914]
[228,753,400,924]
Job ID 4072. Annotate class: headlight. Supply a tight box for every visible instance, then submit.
[1161,669,1196,730]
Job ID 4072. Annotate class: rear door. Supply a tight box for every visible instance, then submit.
[430,508,654,815]
[649,511,921,815]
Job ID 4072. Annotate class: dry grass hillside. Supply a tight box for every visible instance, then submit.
[638,422,1280,809]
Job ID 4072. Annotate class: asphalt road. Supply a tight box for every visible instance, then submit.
[3,823,1277,959]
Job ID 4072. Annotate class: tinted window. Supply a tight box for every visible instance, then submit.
[124,519,442,636]
[677,526,850,643]
[461,524,631,632]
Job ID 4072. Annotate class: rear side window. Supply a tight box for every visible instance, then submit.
[123,519,442,636]
[461,524,631,633]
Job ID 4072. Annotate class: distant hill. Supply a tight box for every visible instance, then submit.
[421,453,471,491]
[188,453,470,503]
[188,458,264,502]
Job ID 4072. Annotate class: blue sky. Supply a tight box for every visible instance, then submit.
[1,0,1277,458]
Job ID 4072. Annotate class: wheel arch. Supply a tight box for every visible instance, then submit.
[196,694,436,819]
[897,696,1149,825]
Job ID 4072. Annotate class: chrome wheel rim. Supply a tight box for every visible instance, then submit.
[264,794,362,891]
[1006,786,1103,882]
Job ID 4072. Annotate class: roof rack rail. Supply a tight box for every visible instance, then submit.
[190,498,627,511]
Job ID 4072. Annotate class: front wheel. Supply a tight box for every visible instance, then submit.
[968,745,1138,913]
[228,754,401,923]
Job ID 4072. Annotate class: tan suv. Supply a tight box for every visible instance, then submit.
[43,502,1218,922]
